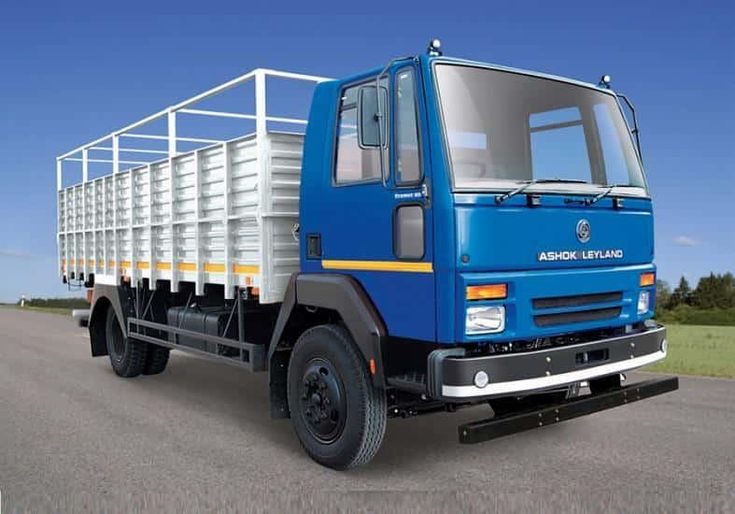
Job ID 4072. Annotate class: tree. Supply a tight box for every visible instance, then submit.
[669,276,691,308]
[692,272,735,309]
[656,280,671,310]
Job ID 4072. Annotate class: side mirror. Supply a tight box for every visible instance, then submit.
[358,85,388,148]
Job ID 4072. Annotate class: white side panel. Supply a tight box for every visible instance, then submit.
[58,131,304,303]
[261,133,303,303]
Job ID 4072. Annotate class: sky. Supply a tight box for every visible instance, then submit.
[0,0,733,302]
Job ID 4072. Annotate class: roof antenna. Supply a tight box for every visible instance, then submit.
[427,39,442,56]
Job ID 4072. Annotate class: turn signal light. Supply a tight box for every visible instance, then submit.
[640,272,656,287]
[466,284,507,301]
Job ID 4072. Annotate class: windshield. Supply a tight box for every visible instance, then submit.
[434,64,647,192]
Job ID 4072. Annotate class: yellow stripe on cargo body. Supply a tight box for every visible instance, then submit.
[204,263,225,273]
[233,264,260,274]
[89,260,260,274]
[321,259,433,273]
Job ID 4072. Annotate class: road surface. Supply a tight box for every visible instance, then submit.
[1,308,733,513]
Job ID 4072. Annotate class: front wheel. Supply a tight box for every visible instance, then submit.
[287,324,386,470]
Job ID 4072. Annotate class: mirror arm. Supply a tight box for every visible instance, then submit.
[616,92,642,162]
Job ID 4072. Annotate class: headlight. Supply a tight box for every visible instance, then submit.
[637,290,650,314]
[466,305,505,334]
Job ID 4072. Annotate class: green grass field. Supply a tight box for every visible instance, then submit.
[646,324,735,379]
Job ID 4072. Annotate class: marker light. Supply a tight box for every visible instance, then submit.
[640,272,656,287]
[474,371,489,388]
[427,38,443,56]
[638,290,650,314]
[466,284,507,301]
[598,74,612,88]
[466,306,506,334]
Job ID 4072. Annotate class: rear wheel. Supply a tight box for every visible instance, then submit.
[143,344,170,375]
[105,307,147,378]
[287,324,386,470]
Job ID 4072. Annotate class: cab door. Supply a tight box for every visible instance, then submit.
[318,65,435,341]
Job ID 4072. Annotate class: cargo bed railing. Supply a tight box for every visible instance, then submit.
[56,68,330,190]
[56,68,330,297]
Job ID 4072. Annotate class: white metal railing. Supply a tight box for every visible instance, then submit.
[56,68,330,190]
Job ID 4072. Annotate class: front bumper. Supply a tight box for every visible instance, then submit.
[428,325,667,400]
[459,375,679,444]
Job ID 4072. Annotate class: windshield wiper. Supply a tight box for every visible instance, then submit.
[495,178,587,204]
[585,184,628,206]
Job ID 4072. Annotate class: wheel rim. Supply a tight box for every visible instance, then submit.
[299,358,346,444]
[108,314,126,363]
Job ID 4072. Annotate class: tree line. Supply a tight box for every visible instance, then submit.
[656,272,735,325]
[14,297,89,309]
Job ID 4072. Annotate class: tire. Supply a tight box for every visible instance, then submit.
[589,374,622,395]
[143,344,170,375]
[287,324,386,470]
[105,307,148,378]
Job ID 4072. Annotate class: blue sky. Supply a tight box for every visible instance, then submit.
[0,0,733,302]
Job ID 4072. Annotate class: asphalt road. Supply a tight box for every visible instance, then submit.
[1,308,733,513]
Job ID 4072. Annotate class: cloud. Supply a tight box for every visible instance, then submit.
[673,236,700,247]
[0,249,35,259]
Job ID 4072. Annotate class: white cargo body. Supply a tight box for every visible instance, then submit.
[56,69,328,303]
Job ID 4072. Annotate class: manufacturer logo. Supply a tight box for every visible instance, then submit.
[537,249,624,262]
[576,219,591,243]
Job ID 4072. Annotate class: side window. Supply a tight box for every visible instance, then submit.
[395,68,421,184]
[335,84,381,184]
[529,107,592,182]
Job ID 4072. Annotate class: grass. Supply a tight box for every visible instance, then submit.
[646,324,735,379]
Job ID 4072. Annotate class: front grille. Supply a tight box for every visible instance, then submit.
[534,307,622,327]
[532,292,622,309]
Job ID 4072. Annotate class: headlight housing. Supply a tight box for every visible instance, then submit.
[466,305,506,334]
[637,290,650,314]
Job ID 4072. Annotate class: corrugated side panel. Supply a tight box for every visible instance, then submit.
[230,135,262,293]
[58,131,304,303]
[261,133,304,303]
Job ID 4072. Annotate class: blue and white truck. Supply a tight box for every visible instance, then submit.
[57,41,678,469]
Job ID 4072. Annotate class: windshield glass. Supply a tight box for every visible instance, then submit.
[434,64,647,192]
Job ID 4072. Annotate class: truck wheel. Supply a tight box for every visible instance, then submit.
[143,344,170,375]
[287,324,386,470]
[105,307,147,378]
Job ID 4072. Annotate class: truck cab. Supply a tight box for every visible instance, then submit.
[298,50,665,400]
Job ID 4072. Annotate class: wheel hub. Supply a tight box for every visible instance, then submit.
[300,359,345,443]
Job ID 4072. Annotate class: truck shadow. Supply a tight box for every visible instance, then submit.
[109,352,571,470]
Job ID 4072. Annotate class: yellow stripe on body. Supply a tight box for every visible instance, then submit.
[321,259,433,273]
[88,261,260,275]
